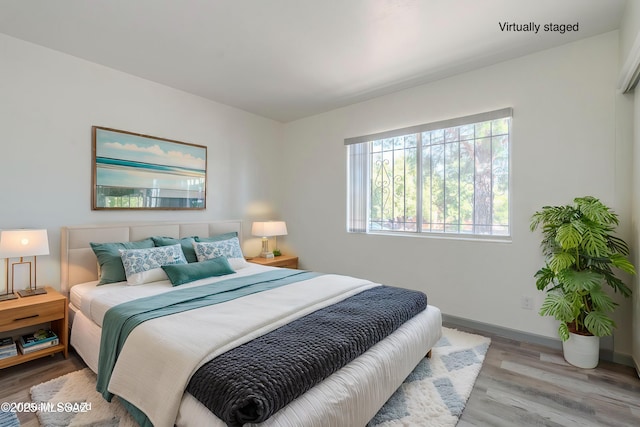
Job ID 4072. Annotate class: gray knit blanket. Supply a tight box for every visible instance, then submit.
[186,285,427,427]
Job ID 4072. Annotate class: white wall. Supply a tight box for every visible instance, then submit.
[0,34,283,290]
[281,31,636,357]
[620,0,640,375]
[620,0,640,70]
[631,86,640,374]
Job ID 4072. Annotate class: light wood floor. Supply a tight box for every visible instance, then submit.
[1,327,639,426]
[0,351,85,426]
[454,325,640,427]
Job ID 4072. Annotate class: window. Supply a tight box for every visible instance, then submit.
[346,108,511,237]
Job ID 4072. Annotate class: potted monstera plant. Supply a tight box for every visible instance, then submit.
[529,196,635,368]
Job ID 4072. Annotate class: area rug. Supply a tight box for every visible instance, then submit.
[30,327,489,427]
[30,368,137,427]
[0,411,19,427]
[369,327,491,426]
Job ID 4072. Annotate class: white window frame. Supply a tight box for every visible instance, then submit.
[346,108,512,239]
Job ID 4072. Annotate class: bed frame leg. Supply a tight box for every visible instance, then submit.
[426,349,432,358]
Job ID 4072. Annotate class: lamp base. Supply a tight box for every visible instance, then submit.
[0,293,18,301]
[259,236,274,258]
[17,288,47,298]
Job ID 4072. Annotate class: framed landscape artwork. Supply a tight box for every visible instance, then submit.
[92,126,207,210]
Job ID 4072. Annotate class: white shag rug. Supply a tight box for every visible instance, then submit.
[30,327,489,427]
[30,368,137,427]
[369,327,491,426]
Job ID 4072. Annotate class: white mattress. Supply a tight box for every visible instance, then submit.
[69,266,442,426]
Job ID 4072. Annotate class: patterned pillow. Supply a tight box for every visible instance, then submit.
[192,237,249,270]
[119,244,188,285]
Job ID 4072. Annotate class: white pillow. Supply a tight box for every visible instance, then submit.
[192,237,249,270]
[119,244,188,285]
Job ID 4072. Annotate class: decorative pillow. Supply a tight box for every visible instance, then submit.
[193,237,249,270]
[151,236,198,263]
[162,257,235,286]
[195,232,238,243]
[90,239,155,285]
[119,244,188,285]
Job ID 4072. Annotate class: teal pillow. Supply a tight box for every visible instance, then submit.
[161,257,235,286]
[151,236,198,263]
[195,232,238,243]
[90,239,154,285]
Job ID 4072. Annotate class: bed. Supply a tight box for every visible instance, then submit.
[61,221,442,427]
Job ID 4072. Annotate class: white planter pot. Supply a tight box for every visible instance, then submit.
[562,332,600,369]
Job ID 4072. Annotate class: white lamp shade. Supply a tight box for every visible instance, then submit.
[252,221,288,237]
[0,229,50,258]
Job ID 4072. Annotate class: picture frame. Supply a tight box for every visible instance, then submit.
[92,126,207,210]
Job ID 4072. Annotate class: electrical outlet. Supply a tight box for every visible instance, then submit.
[521,296,534,310]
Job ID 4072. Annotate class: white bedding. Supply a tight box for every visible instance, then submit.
[70,265,442,427]
[71,263,275,326]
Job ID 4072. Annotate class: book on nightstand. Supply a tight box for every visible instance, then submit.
[0,337,18,359]
[18,329,59,354]
[0,336,15,348]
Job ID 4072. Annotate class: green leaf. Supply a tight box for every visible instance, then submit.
[558,270,602,292]
[530,206,574,232]
[584,311,616,337]
[606,276,632,298]
[575,196,619,226]
[530,212,544,232]
[588,287,616,313]
[607,235,630,256]
[566,292,585,320]
[609,253,636,275]
[580,226,609,258]
[556,223,582,249]
[558,322,570,341]
[534,267,555,291]
[548,252,576,273]
[539,292,573,323]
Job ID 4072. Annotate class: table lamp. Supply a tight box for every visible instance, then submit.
[251,221,288,258]
[0,229,50,298]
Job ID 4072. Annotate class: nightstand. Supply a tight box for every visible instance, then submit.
[0,287,68,369]
[247,254,299,269]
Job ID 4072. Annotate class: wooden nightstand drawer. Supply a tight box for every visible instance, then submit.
[247,254,299,269]
[267,257,298,268]
[0,299,65,331]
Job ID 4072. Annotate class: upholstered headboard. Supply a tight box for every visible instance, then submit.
[60,220,243,292]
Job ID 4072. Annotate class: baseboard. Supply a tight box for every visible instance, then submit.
[442,314,635,368]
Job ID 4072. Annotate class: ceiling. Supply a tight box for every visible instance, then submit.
[0,0,626,122]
